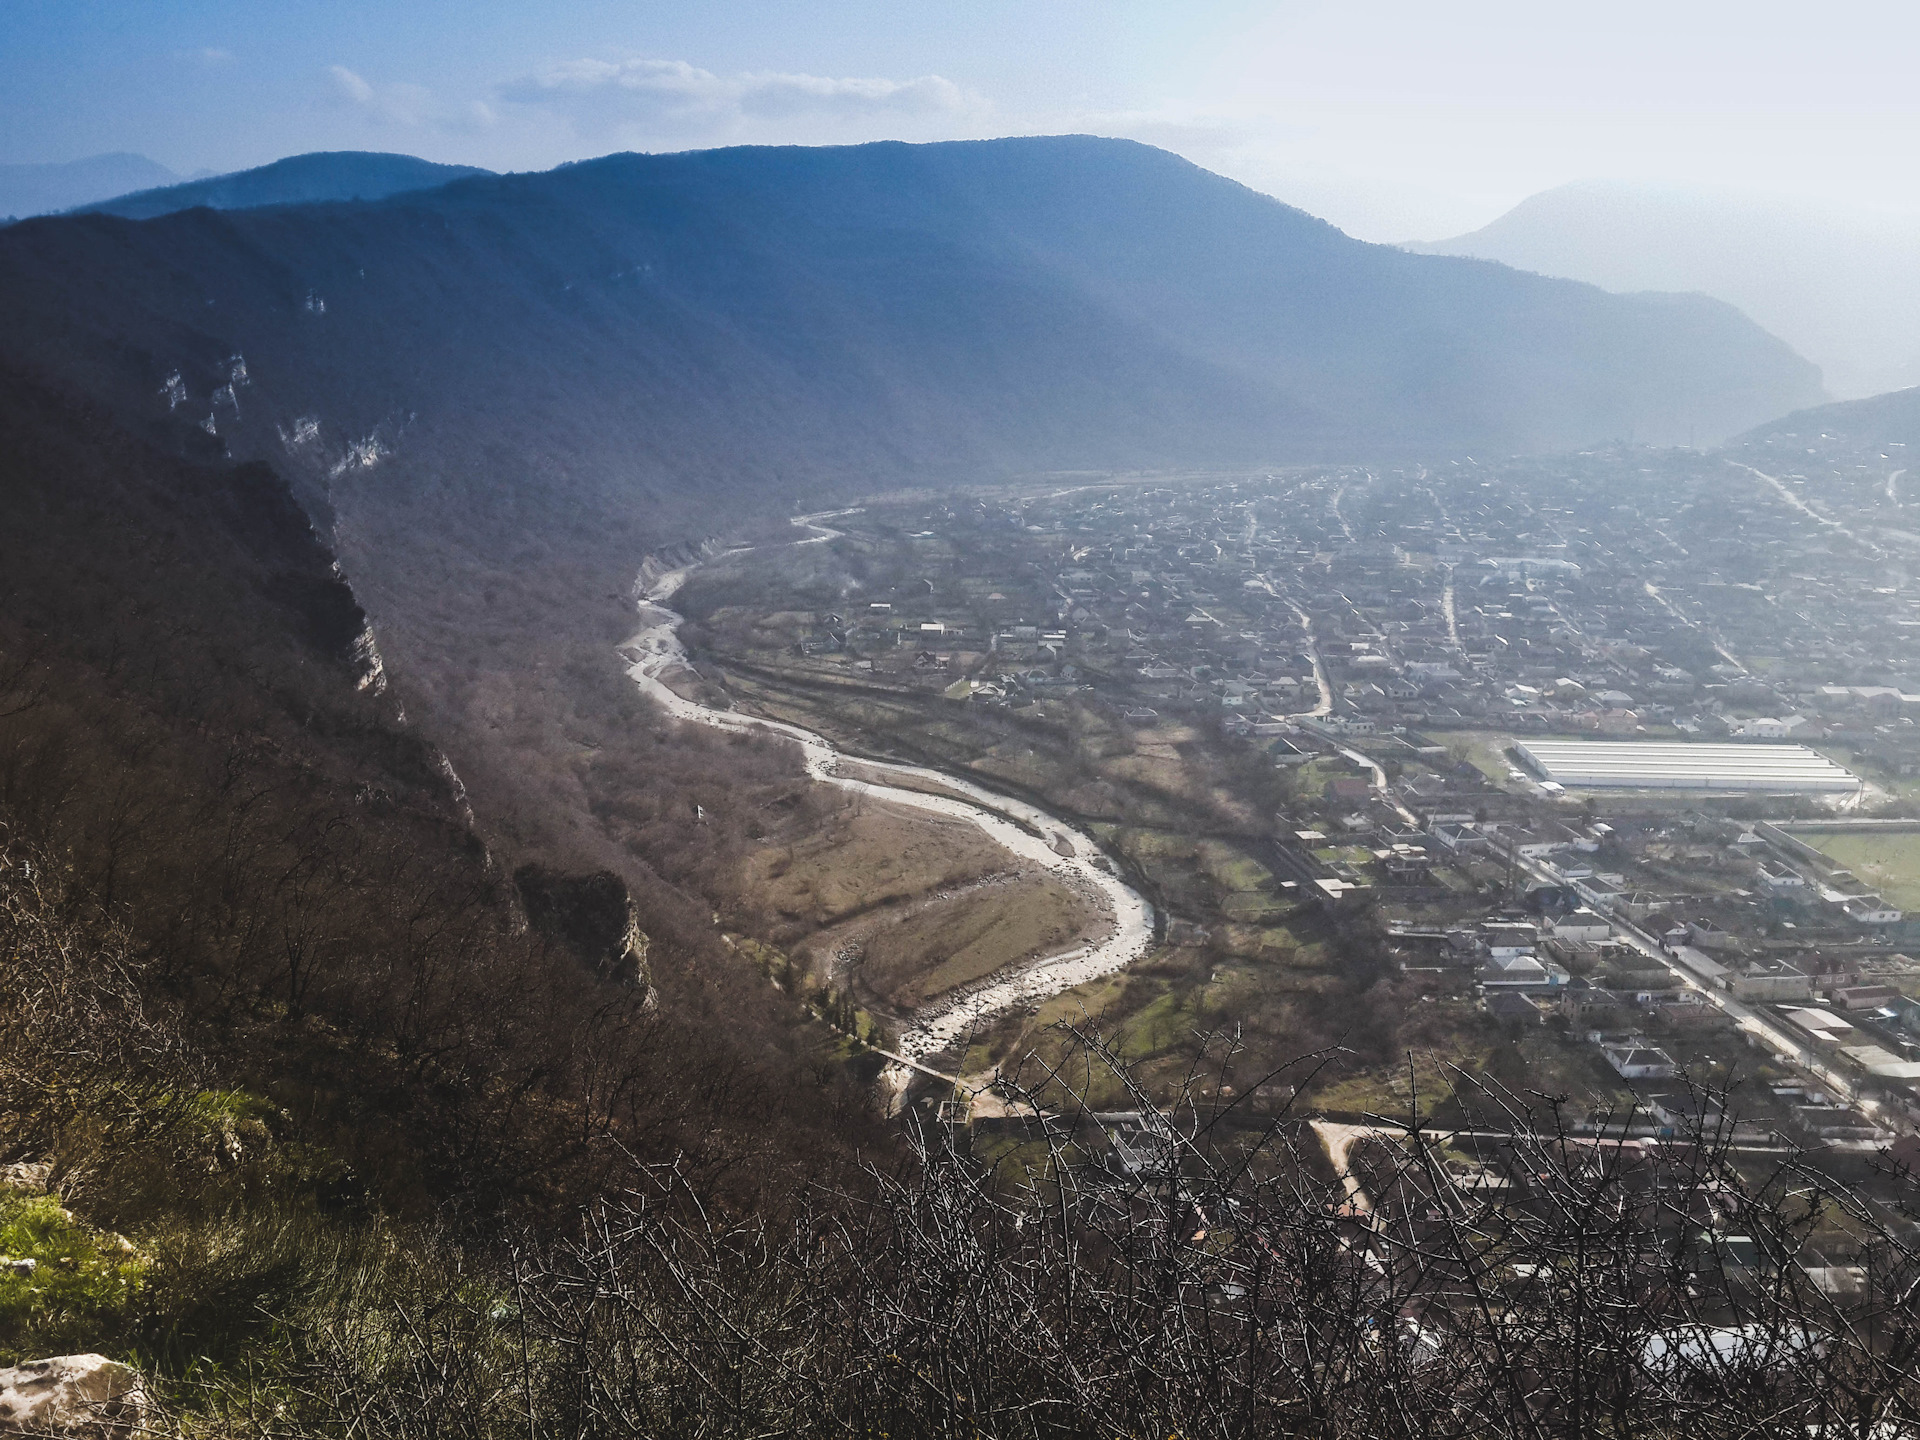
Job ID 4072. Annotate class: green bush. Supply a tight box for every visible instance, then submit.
[0,1191,145,1362]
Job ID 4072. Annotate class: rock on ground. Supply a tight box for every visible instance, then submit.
[0,1355,147,1438]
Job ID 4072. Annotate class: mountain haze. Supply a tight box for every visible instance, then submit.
[0,135,1828,873]
[0,151,178,219]
[0,135,1900,1428]
[0,139,1820,494]
[1737,384,1920,449]
[76,150,494,221]
[1410,180,1920,399]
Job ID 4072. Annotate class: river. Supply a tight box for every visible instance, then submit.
[618,514,1157,1073]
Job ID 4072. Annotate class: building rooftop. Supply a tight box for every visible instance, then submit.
[1515,740,1859,793]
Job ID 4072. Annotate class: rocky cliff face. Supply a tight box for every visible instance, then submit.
[0,374,413,741]
[514,866,654,993]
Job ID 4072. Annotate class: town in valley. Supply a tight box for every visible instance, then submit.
[671,428,1920,1240]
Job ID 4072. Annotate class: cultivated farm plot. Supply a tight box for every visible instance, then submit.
[1802,830,1920,911]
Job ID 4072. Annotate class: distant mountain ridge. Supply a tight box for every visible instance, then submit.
[0,136,1826,711]
[0,139,1820,481]
[1737,385,1920,448]
[75,151,493,220]
[1409,181,1920,400]
[0,137,1831,800]
[0,152,178,219]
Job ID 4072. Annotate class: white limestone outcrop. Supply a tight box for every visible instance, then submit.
[0,1355,147,1438]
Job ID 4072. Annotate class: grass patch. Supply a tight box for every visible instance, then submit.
[1312,846,1376,867]
[860,873,1096,1008]
[1113,989,1203,1061]
[1195,841,1272,894]
[0,1192,145,1363]
[743,803,1012,928]
[1801,831,1920,910]
[1308,1049,1486,1120]
[1431,730,1519,784]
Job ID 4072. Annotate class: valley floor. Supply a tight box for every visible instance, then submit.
[619,532,1154,1074]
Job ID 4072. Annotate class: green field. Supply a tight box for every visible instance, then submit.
[1430,729,1521,784]
[1804,830,1920,909]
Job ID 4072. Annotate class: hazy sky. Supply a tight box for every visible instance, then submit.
[7,0,1920,241]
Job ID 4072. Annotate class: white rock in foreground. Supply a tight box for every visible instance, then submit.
[0,1355,147,1438]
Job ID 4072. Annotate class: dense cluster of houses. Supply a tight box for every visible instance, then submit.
[786,445,1920,1167]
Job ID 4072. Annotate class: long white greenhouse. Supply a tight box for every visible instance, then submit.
[1514,740,1860,793]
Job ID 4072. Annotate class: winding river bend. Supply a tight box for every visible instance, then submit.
[618,514,1156,1069]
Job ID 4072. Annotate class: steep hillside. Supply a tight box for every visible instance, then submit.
[77,150,492,221]
[0,368,883,1221]
[1410,180,1920,399]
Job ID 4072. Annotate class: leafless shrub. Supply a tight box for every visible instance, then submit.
[199,1027,1920,1438]
[0,830,207,1205]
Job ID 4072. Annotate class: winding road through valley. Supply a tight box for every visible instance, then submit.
[618,514,1156,1073]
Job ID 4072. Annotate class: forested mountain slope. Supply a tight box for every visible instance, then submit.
[0,369,883,1223]
[74,151,492,221]
[4,139,1818,495]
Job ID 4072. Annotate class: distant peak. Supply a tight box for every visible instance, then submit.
[74,151,495,221]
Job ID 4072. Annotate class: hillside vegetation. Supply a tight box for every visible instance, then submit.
[0,371,886,1223]
[0,138,1878,1431]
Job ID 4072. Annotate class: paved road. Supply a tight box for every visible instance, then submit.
[1282,598,1334,718]
[1497,841,1896,1123]
[1337,745,1420,828]
[1732,461,1888,560]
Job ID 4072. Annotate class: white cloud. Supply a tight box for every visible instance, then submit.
[499,58,985,143]
[327,65,493,134]
[329,65,376,107]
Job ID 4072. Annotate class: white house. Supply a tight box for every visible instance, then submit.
[1756,864,1808,898]
[1478,953,1570,990]
[1843,895,1903,925]
[1601,1039,1679,1081]
[1551,908,1612,944]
